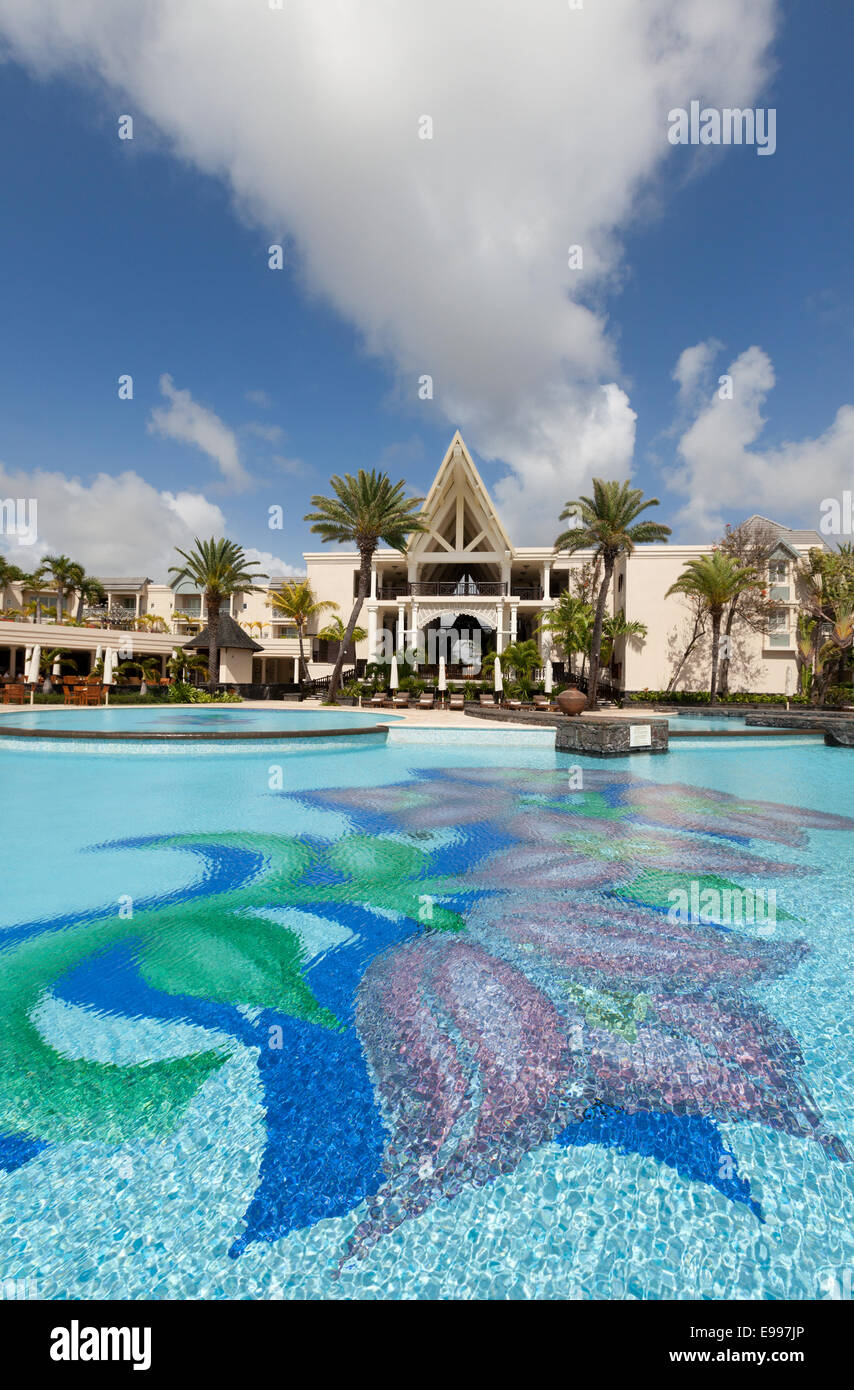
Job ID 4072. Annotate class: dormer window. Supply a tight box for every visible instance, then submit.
[768,557,788,583]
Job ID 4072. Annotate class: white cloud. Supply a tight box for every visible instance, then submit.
[148,374,251,491]
[243,548,305,580]
[244,389,271,409]
[0,461,225,579]
[665,343,854,537]
[672,339,724,405]
[0,0,778,538]
[245,422,284,444]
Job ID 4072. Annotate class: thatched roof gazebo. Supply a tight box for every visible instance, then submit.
[183,613,263,685]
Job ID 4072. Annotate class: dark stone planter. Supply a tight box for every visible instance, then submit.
[555,717,669,757]
[556,686,587,717]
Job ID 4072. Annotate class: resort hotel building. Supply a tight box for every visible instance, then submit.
[0,432,827,695]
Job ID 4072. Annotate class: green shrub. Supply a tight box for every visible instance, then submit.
[626,689,812,706]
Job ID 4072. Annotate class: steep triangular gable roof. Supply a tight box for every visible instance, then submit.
[409,431,514,557]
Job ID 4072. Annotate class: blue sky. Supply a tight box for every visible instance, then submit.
[0,0,851,577]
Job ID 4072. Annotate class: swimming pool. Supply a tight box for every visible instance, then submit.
[0,732,852,1299]
[0,705,400,734]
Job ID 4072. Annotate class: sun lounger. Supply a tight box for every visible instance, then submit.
[369,692,388,707]
[449,693,465,710]
[392,694,410,708]
[479,693,496,707]
[418,693,434,709]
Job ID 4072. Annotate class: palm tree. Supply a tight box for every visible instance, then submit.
[795,613,817,697]
[666,552,757,703]
[75,575,107,622]
[537,593,594,681]
[600,609,648,674]
[317,613,367,668]
[117,656,162,696]
[0,556,25,610]
[39,648,77,690]
[554,481,671,708]
[484,638,542,700]
[169,539,268,693]
[166,650,210,685]
[35,554,83,623]
[270,579,339,686]
[305,471,426,702]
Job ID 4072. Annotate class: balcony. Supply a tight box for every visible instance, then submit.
[375,580,549,600]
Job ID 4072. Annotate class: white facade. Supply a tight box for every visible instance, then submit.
[0,432,826,692]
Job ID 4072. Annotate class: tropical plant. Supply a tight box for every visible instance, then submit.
[600,609,648,670]
[305,470,425,702]
[796,545,854,705]
[117,657,162,695]
[74,575,107,623]
[35,554,84,624]
[0,556,25,609]
[795,613,817,697]
[168,539,267,693]
[166,650,210,685]
[666,552,758,703]
[39,648,77,689]
[555,481,671,708]
[317,613,367,651]
[537,593,594,680]
[484,639,542,700]
[270,579,338,686]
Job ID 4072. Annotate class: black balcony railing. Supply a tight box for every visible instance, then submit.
[376,580,552,600]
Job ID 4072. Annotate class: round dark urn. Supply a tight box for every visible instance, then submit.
[555,685,587,717]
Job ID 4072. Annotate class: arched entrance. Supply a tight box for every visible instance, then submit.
[419,610,496,674]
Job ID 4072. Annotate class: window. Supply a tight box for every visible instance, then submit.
[174,594,201,617]
[768,558,788,583]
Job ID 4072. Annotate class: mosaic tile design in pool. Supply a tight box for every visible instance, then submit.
[2,763,851,1292]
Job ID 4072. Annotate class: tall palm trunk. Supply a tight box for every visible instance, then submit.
[297,622,311,686]
[206,595,221,694]
[327,547,372,703]
[718,601,737,696]
[709,610,723,703]
[587,556,614,710]
[55,588,63,623]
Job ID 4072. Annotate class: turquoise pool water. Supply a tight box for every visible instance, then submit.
[0,732,852,1300]
[0,706,399,733]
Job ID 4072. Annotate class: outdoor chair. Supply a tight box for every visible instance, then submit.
[369,692,388,707]
[417,693,435,709]
[392,694,410,708]
[479,693,496,707]
[505,698,523,710]
[449,693,465,710]
[84,684,103,705]
[1,683,26,705]
[533,695,553,710]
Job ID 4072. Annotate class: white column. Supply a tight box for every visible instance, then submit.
[510,604,518,643]
[543,561,551,599]
[411,604,420,666]
[293,657,300,682]
[396,603,405,654]
[367,604,378,661]
[496,601,505,653]
[370,565,377,599]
